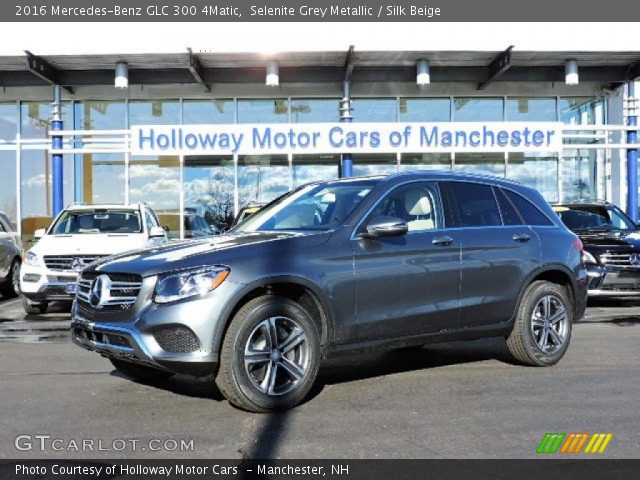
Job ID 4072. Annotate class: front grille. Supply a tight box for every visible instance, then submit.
[599,252,640,269]
[73,325,132,349]
[47,286,70,297]
[44,255,107,271]
[76,272,142,311]
[153,326,200,353]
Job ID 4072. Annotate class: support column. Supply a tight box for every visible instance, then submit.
[626,81,638,221]
[339,80,353,178]
[51,85,64,216]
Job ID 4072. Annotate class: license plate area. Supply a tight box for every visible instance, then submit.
[66,283,77,294]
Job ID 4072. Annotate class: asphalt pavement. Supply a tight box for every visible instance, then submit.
[0,295,638,459]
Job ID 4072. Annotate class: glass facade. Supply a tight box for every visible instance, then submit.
[0,95,611,239]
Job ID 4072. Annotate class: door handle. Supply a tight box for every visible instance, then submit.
[513,233,531,243]
[432,235,454,246]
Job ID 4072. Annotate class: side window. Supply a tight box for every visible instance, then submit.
[365,182,441,233]
[494,188,524,226]
[505,190,554,226]
[441,182,501,228]
[144,209,159,231]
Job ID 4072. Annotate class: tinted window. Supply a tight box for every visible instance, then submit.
[554,205,635,232]
[505,190,553,226]
[442,182,501,227]
[495,188,523,226]
[366,182,441,233]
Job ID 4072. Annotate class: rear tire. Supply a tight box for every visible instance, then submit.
[0,259,21,298]
[22,295,48,314]
[216,295,321,412]
[109,358,173,382]
[506,281,573,366]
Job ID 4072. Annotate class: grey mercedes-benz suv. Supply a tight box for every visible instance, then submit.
[71,171,588,412]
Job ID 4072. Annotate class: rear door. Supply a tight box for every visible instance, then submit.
[440,181,540,328]
[352,181,461,341]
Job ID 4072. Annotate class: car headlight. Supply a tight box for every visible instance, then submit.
[24,251,40,266]
[582,251,597,265]
[154,266,230,304]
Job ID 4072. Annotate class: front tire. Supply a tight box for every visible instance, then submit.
[506,281,573,366]
[0,259,21,298]
[109,358,173,382]
[22,295,48,314]
[216,295,321,412]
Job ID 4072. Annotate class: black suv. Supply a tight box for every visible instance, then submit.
[554,201,640,297]
[72,171,587,412]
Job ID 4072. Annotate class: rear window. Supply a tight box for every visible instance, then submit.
[504,190,554,226]
[442,182,502,228]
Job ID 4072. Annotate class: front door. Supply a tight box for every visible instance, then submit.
[351,181,461,341]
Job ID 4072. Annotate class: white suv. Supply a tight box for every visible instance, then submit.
[20,203,167,314]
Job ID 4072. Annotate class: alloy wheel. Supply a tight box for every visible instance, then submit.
[243,316,310,396]
[530,294,569,354]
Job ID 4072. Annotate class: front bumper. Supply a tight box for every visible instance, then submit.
[70,278,245,376]
[20,263,77,301]
[586,264,640,297]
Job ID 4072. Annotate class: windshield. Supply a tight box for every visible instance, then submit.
[51,210,142,235]
[555,205,636,232]
[234,179,380,233]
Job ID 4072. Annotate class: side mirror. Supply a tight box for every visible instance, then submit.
[34,228,46,239]
[358,216,408,238]
[149,226,166,238]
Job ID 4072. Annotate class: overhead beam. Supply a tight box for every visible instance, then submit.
[24,51,73,94]
[626,61,640,81]
[478,46,514,90]
[187,48,210,92]
[344,45,355,82]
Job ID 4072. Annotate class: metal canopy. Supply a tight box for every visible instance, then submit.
[1,49,639,89]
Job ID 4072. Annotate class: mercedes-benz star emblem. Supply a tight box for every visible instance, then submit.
[89,274,112,309]
[630,253,640,267]
[70,257,85,273]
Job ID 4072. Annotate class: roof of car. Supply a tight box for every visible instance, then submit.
[64,203,145,211]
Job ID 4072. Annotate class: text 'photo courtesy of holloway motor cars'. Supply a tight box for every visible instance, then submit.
[69,171,587,412]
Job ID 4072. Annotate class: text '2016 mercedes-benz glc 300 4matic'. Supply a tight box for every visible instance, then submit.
[71,171,588,412]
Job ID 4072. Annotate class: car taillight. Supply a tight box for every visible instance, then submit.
[572,238,585,263]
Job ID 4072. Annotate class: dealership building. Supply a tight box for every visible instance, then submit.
[0,47,638,241]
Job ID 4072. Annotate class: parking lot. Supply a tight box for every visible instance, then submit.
[0,294,638,459]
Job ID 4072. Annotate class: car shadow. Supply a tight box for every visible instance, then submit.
[109,370,227,401]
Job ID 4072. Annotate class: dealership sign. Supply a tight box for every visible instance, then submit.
[131,122,563,155]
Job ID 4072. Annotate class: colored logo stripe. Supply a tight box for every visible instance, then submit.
[537,433,566,453]
[537,433,613,454]
[584,433,613,454]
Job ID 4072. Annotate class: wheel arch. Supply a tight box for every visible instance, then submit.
[213,275,336,359]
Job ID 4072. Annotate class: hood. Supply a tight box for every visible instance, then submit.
[576,230,640,251]
[30,233,149,256]
[90,231,313,277]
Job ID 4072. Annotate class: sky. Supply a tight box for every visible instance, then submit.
[0,23,638,55]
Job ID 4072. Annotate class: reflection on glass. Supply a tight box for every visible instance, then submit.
[292,155,339,187]
[506,98,557,121]
[561,149,604,202]
[129,101,180,126]
[399,98,451,122]
[560,98,604,125]
[454,98,503,122]
[184,156,235,232]
[454,153,505,176]
[291,99,339,123]
[0,103,18,141]
[80,154,125,204]
[129,155,180,238]
[507,152,559,203]
[352,98,397,122]
[400,153,451,171]
[183,100,234,124]
[0,151,17,226]
[21,101,72,137]
[237,99,288,123]
[352,154,397,177]
[20,152,74,245]
[75,101,126,129]
[238,155,289,205]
